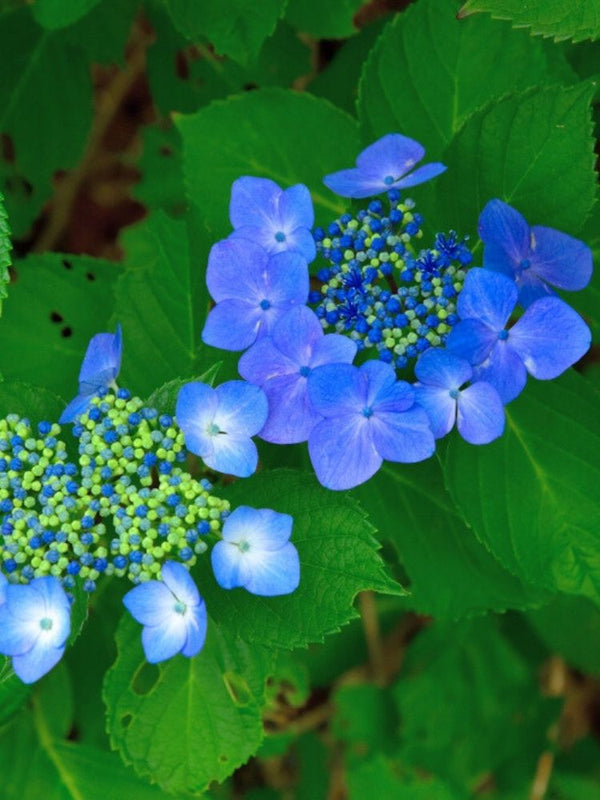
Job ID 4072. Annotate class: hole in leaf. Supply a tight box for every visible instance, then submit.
[85,272,95,282]
[1,134,15,164]
[159,145,173,157]
[219,755,228,763]
[121,714,132,729]
[223,671,252,706]
[132,661,160,696]
[243,83,258,91]
[50,311,63,323]
[176,50,189,80]
[61,326,73,338]
[62,259,73,270]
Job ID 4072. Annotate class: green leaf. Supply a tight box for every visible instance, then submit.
[332,684,398,761]
[62,0,138,65]
[347,756,460,800]
[393,617,557,789]
[115,212,213,398]
[527,595,600,677]
[285,0,366,39]
[162,0,286,65]
[31,0,101,29]
[353,460,547,619]
[434,82,597,237]
[459,0,600,44]
[358,0,556,158]
[176,88,360,240]
[441,371,600,603]
[195,470,403,650]
[0,379,64,423]
[0,192,12,313]
[134,124,187,216]
[0,254,118,400]
[104,615,274,793]
[0,9,93,235]
[0,658,31,725]
[145,365,222,415]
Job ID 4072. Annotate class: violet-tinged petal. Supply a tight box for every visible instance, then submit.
[206,238,268,303]
[238,337,298,385]
[284,226,317,262]
[160,561,200,608]
[395,161,447,189]
[259,373,319,444]
[229,177,281,230]
[360,360,401,408]
[509,297,591,380]
[370,405,435,463]
[414,349,472,390]
[308,363,365,417]
[456,382,505,445]
[271,305,322,365]
[473,341,528,404]
[12,642,65,684]
[213,381,268,438]
[202,299,264,351]
[142,616,188,664]
[263,251,310,307]
[123,581,175,628]
[457,268,517,330]
[478,199,530,269]
[446,318,498,367]
[311,332,357,368]
[413,385,457,439]
[181,603,207,657]
[308,415,381,490]
[356,133,425,179]
[530,225,593,292]
[323,167,375,199]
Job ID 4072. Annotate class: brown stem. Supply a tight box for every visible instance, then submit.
[359,590,386,686]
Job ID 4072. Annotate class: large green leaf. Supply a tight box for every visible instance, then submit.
[176,88,360,240]
[285,0,366,39]
[163,0,286,65]
[358,0,555,158]
[459,0,600,43]
[0,254,118,399]
[115,212,214,398]
[0,9,92,235]
[104,615,274,794]
[353,460,547,619]
[0,380,64,421]
[434,83,597,237]
[441,371,600,603]
[31,0,101,29]
[0,192,11,313]
[347,756,460,800]
[194,470,403,649]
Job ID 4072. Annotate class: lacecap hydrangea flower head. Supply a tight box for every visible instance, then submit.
[201,132,592,491]
[0,327,300,681]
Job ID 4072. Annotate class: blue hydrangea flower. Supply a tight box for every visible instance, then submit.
[0,575,71,683]
[176,380,268,477]
[478,199,593,308]
[447,269,591,403]
[202,239,309,351]
[307,360,435,490]
[211,506,299,596]
[414,349,505,445]
[229,177,316,262]
[60,324,122,423]
[323,134,446,199]
[123,561,207,663]
[238,306,357,444]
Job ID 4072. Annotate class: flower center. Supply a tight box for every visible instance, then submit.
[260,299,271,310]
[299,366,311,377]
[449,388,459,400]
[173,601,186,615]
[519,258,531,271]
[238,540,250,553]
[207,422,221,436]
[362,406,374,418]
[274,231,286,243]
[383,175,395,186]
[39,617,53,631]
[498,329,509,341]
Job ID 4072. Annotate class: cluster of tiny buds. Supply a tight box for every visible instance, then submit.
[0,389,230,595]
[310,190,472,373]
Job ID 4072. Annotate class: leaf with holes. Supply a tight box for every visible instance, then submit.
[104,615,275,794]
[358,0,557,158]
[0,8,93,235]
[193,470,403,649]
[441,371,600,603]
[459,0,600,43]
[176,88,360,240]
[434,82,597,237]
[0,253,119,400]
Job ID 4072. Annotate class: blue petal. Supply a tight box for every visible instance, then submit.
[239,542,300,597]
[214,381,268,438]
[308,363,365,417]
[161,562,200,607]
[356,133,425,180]
[457,268,517,331]
[78,325,122,393]
[414,349,472,390]
[202,299,264,351]
[279,184,314,232]
[0,572,7,605]
[181,603,207,657]
[446,319,497,366]
[206,238,268,303]
[323,167,376,199]
[478,199,529,275]
[395,162,446,189]
[285,226,317,262]
[229,177,281,230]
[456,382,505,444]
[370,405,435,462]
[222,506,294,550]
[12,641,65,684]
[59,392,93,424]
[311,332,357,368]
[264,251,309,306]
[473,341,528,404]
[0,604,37,655]
[509,297,591,380]
[211,541,244,590]
[530,225,593,292]
[176,382,218,458]
[413,385,456,439]
[141,617,188,663]
[30,577,70,646]
[360,360,401,409]
[123,581,175,627]
[308,415,381,490]
[515,272,556,309]
[271,305,322,365]
[238,338,296,386]
[259,372,319,444]
[203,435,259,478]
